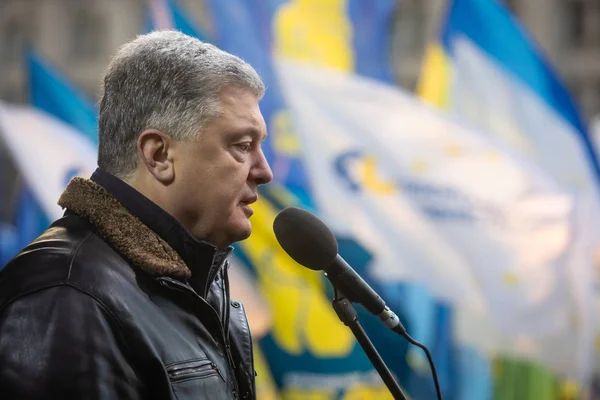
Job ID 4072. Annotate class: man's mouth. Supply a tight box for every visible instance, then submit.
[240,195,258,217]
[240,195,258,206]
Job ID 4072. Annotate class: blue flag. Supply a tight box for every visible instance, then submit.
[8,50,95,255]
[27,51,98,146]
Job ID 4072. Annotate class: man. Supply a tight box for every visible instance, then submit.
[0,30,273,399]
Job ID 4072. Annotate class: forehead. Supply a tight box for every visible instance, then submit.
[216,86,267,136]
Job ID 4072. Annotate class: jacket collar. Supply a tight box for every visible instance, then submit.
[58,176,232,294]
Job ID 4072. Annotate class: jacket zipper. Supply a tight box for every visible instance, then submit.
[167,360,225,382]
[158,277,238,392]
[223,261,231,341]
[222,261,235,386]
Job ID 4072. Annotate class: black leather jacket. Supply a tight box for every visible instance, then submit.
[0,174,256,399]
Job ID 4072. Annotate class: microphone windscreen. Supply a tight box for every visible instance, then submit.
[273,207,338,271]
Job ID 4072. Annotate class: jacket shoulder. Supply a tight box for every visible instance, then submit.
[0,213,136,309]
[0,282,145,399]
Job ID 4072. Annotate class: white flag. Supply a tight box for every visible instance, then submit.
[275,61,489,318]
[276,59,574,340]
[0,102,97,221]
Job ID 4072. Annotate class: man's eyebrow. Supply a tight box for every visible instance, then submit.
[228,127,268,141]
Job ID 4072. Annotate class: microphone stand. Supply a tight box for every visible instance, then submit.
[330,287,408,400]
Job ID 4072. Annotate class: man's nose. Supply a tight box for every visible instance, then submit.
[250,149,273,185]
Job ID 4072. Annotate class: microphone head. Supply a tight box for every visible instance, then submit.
[273,207,338,271]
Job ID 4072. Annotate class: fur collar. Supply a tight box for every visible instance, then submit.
[58,178,191,279]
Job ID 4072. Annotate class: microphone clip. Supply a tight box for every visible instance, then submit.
[331,288,359,327]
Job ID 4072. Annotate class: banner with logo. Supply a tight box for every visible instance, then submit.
[276,60,580,374]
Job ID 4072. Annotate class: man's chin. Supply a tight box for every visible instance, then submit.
[229,221,252,244]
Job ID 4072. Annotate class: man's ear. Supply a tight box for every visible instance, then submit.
[136,129,175,184]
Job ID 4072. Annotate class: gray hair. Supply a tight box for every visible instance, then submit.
[97,30,265,179]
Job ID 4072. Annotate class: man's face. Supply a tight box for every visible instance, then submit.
[170,86,273,248]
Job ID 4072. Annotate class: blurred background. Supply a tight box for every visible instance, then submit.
[2,0,600,399]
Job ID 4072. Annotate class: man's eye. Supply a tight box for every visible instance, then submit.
[236,143,251,153]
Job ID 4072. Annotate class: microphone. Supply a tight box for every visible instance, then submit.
[273,206,444,400]
[272,207,405,334]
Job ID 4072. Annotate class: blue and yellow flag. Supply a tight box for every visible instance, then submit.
[418,0,598,395]
[252,0,397,83]
[266,2,461,399]
[417,0,600,192]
